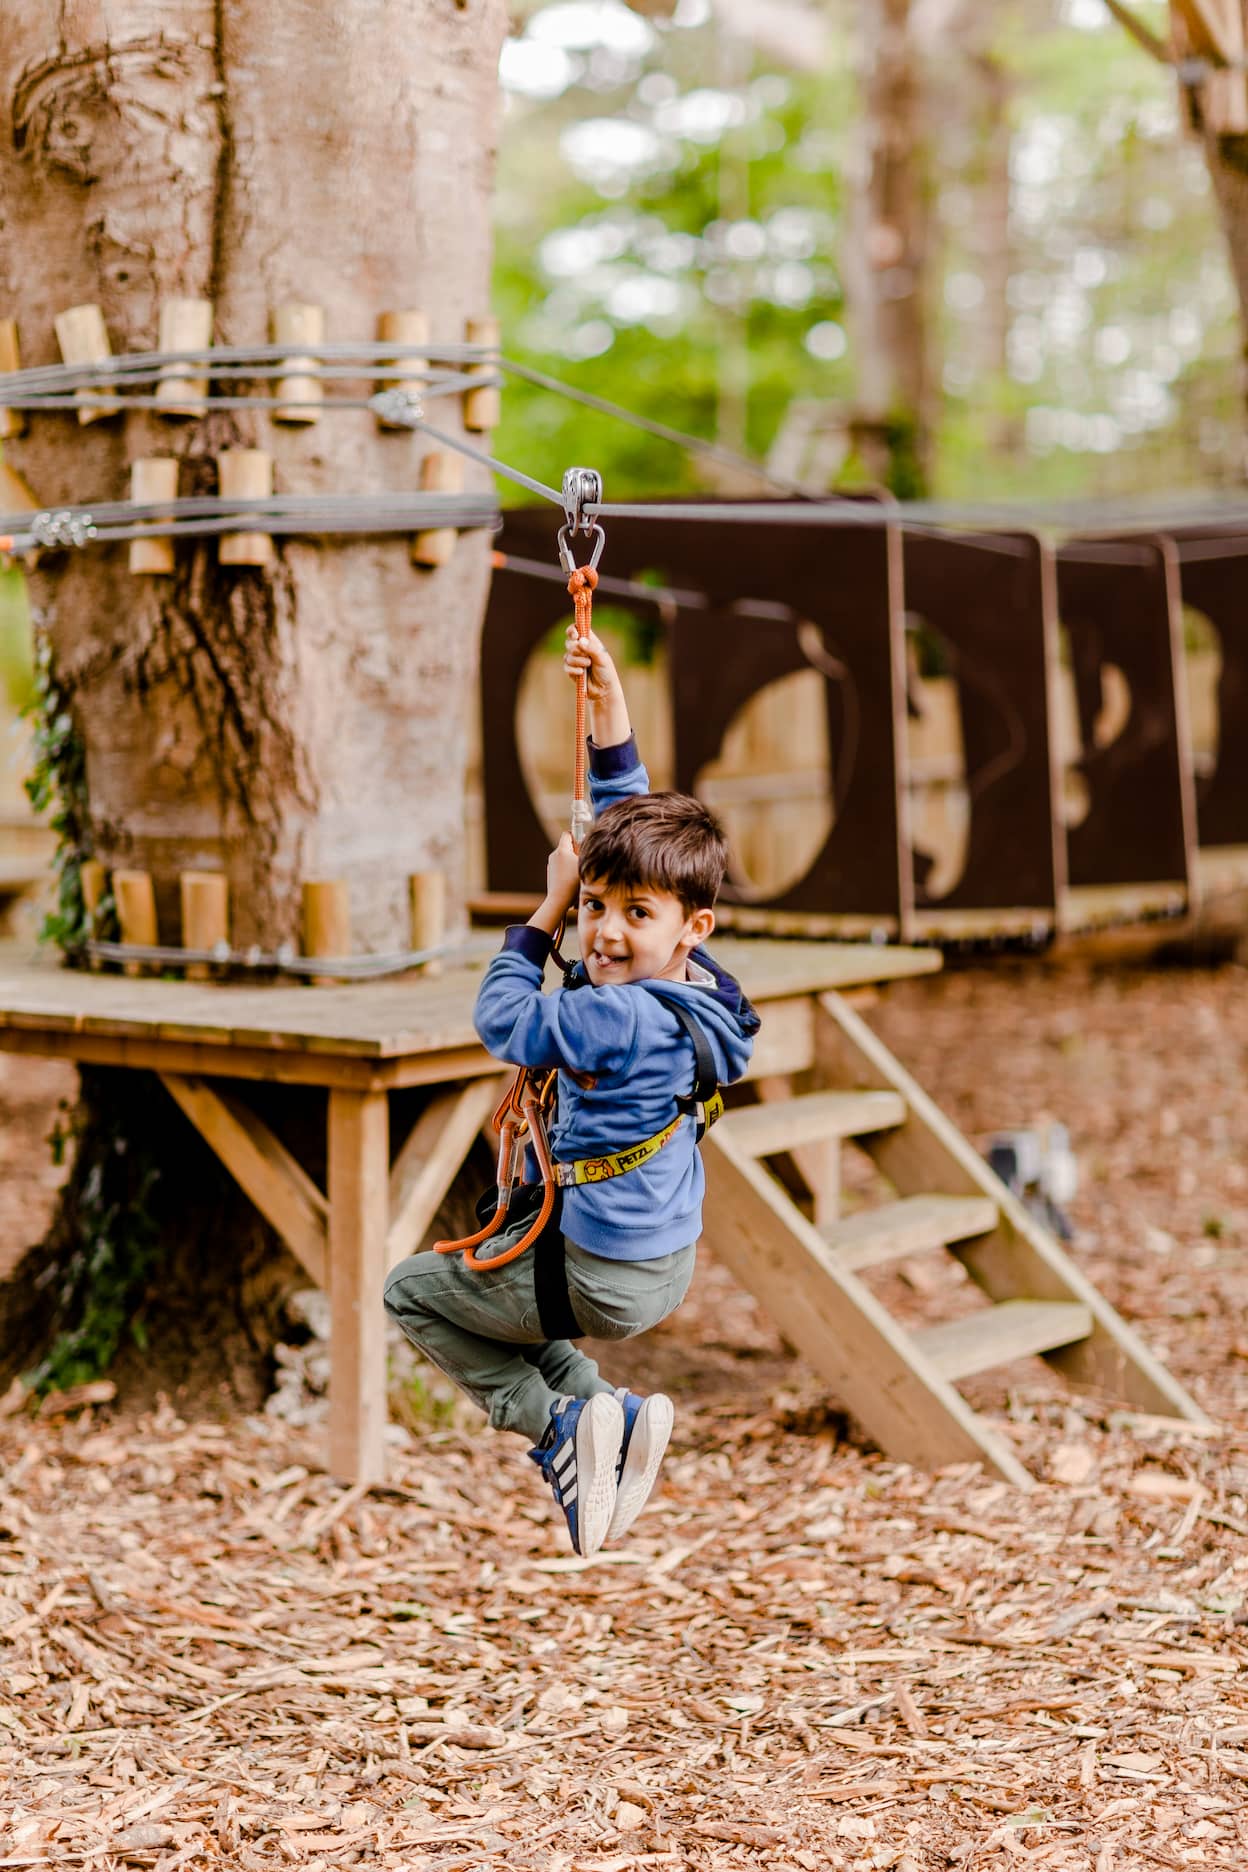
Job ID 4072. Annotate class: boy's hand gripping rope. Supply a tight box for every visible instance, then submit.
[433,483,603,1272]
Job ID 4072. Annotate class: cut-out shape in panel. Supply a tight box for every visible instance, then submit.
[902,532,1061,916]
[1056,536,1195,891]
[695,667,832,900]
[1164,527,1248,849]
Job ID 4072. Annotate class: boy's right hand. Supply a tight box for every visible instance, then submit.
[544,832,582,916]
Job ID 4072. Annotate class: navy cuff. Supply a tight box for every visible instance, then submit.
[587,732,640,779]
[502,924,554,967]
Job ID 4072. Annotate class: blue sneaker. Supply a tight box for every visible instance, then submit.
[606,1389,674,1544]
[528,1393,624,1557]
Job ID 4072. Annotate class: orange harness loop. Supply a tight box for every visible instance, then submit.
[432,547,599,1270]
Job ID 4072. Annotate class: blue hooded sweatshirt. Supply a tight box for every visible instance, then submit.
[473,736,759,1261]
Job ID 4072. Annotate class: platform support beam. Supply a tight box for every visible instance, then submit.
[160,1074,328,1285]
[328,1088,390,1483]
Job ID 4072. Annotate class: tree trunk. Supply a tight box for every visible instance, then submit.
[1203,133,1248,469]
[1166,4,1248,473]
[844,0,933,496]
[0,0,508,1396]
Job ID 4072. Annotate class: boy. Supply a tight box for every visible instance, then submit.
[383,625,758,1556]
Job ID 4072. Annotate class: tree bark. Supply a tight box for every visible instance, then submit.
[0,0,508,1394]
[0,0,507,946]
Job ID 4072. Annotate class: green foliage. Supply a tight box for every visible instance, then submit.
[22,632,104,960]
[494,5,1240,508]
[493,28,854,499]
[26,1098,163,1394]
[390,1361,465,1433]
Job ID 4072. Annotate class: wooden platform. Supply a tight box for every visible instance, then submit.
[0,937,939,1082]
[0,938,940,1481]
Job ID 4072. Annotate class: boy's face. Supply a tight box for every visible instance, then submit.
[577,876,714,986]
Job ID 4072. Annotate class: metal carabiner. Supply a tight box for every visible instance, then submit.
[557,521,605,575]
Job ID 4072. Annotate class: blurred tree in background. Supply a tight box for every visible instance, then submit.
[491,0,1241,504]
[3,2,1245,682]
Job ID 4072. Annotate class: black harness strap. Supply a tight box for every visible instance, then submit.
[532,1200,582,1341]
[649,988,720,1140]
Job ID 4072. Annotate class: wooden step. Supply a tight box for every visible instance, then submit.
[912,1300,1094,1381]
[821,1193,999,1271]
[719,1089,906,1157]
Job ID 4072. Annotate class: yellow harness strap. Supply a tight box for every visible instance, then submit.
[553,1091,725,1189]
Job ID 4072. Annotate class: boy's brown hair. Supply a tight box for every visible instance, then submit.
[577,791,728,914]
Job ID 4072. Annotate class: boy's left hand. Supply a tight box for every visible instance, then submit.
[564,624,621,703]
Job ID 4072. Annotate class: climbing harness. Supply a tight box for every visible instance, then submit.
[551,990,724,1189]
[432,477,723,1319]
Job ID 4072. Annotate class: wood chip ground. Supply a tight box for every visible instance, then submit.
[2,952,1248,1869]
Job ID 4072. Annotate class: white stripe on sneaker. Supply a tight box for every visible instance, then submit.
[571,1393,625,1558]
[606,1393,674,1544]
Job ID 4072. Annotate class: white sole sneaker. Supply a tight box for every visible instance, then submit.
[573,1392,626,1558]
[606,1393,674,1544]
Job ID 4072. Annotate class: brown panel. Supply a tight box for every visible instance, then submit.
[1056,537,1194,890]
[668,517,907,919]
[483,505,910,925]
[1165,527,1248,848]
[903,532,1060,913]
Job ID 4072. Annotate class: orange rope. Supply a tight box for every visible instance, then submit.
[568,565,597,842]
[432,565,598,1266]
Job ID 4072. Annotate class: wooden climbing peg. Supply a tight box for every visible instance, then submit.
[0,318,26,439]
[376,310,429,427]
[80,860,108,969]
[463,316,501,433]
[272,303,325,423]
[156,297,213,416]
[180,870,229,979]
[129,458,178,575]
[411,451,464,567]
[54,304,120,423]
[0,460,39,517]
[302,880,351,984]
[409,870,446,974]
[113,870,158,975]
[216,449,275,567]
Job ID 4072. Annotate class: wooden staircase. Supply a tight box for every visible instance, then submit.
[703,990,1209,1488]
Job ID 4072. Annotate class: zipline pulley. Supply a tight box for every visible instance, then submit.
[558,465,604,574]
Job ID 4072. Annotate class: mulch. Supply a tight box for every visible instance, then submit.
[2,948,1248,1870]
